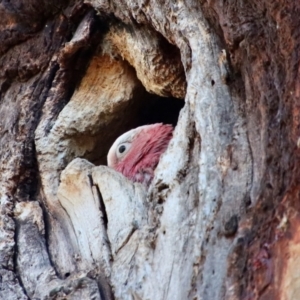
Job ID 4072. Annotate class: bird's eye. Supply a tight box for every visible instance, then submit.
[116,142,131,159]
[118,145,126,153]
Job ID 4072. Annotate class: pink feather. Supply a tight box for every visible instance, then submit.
[107,123,173,186]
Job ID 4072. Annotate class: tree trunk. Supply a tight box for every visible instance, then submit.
[0,0,299,299]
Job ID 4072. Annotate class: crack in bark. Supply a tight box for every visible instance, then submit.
[164,258,174,299]
[92,180,109,232]
[38,196,59,277]
[115,227,137,256]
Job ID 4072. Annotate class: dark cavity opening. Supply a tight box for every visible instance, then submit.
[137,94,184,128]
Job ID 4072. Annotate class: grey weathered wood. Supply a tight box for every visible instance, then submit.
[57,158,111,275]
[1,0,299,299]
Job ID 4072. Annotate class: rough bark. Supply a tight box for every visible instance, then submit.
[0,0,299,299]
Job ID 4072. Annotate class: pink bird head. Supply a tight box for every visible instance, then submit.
[107,123,173,186]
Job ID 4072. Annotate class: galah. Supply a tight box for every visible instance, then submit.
[107,123,173,186]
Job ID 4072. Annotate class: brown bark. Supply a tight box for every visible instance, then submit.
[0,0,299,299]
